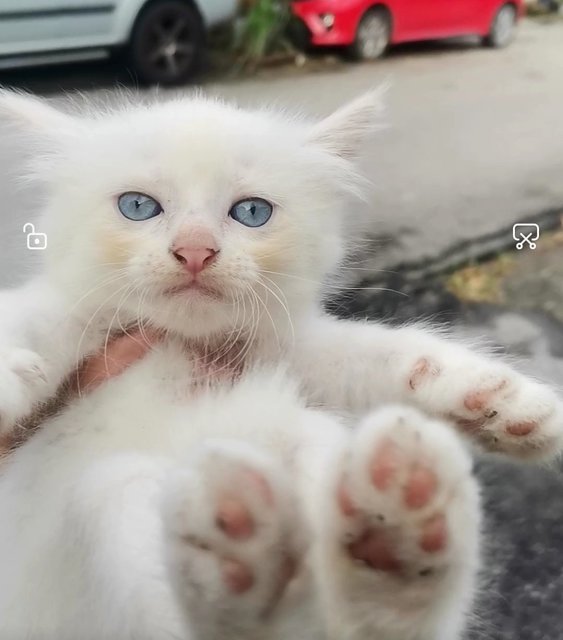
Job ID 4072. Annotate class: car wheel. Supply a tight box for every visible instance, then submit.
[128,0,204,86]
[348,8,391,61]
[483,3,517,48]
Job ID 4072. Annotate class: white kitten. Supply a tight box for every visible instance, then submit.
[0,89,561,640]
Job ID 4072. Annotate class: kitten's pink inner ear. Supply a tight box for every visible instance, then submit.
[171,227,219,275]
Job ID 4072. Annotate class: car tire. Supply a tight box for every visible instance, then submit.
[348,7,391,61]
[128,0,204,86]
[483,3,517,48]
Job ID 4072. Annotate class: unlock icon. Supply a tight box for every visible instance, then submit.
[23,223,48,250]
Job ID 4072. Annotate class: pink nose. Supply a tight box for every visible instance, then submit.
[172,246,218,275]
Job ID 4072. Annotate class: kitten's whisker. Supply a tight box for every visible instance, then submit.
[185,289,244,380]
[73,279,130,369]
[128,283,167,353]
[230,290,255,369]
[229,291,258,374]
[65,262,134,274]
[74,280,133,397]
[102,282,139,375]
[251,284,281,352]
[135,286,155,350]
[256,276,295,345]
[215,290,247,359]
[260,269,409,297]
[191,292,247,370]
[338,265,400,273]
[196,290,245,371]
[65,270,131,318]
[198,291,256,381]
[258,277,295,346]
[328,285,408,295]
[210,290,254,378]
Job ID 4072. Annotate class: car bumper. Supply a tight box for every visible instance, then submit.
[290,0,358,46]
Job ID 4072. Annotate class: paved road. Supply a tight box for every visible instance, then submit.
[1,19,563,286]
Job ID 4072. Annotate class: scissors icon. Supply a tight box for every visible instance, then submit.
[513,223,540,250]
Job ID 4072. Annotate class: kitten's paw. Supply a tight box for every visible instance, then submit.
[162,443,305,622]
[407,355,563,460]
[335,407,479,593]
[0,347,48,432]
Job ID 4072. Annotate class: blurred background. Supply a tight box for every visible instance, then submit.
[1,1,563,638]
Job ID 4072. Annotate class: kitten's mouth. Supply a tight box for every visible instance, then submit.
[164,281,222,299]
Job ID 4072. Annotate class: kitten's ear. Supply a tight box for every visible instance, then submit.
[308,88,386,159]
[0,89,76,136]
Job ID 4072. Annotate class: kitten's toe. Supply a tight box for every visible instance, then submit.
[336,407,480,589]
[0,347,48,432]
[451,372,563,460]
[161,442,305,621]
[216,494,256,541]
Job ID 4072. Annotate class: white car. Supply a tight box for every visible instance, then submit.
[0,0,237,85]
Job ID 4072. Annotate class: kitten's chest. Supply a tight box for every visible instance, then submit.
[184,339,248,387]
[157,336,271,398]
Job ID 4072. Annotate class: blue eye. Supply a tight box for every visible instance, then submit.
[118,192,163,221]
[229,198,273,228]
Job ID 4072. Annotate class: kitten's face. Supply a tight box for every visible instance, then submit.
[1,91,382,339]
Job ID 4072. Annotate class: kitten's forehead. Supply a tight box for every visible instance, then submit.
[76,98,312,197]
[94,98,302,156]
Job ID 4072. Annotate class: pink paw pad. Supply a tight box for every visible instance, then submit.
[403,465,438,510]
[370,438,404,490]
[419,514,447,553]
[240,468,276,506]
[505,421,536,437]
[408,357,441,391]
[221,558,255,594]
[463,380,507,415]
[369,438,438,510]
[347,528,402,572]
[337,478,358,517]
[464,386,499,413]
[215,468,274,540]
[216,497,255,540]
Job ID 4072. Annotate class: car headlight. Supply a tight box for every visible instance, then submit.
[320,13,335,29]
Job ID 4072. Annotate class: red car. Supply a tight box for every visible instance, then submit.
[291,0,524,60]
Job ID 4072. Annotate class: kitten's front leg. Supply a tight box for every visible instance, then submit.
[295,316,563,460]
[397,343,563,460]
[312,407,480,640]
[0,278,101,432]
[0,344,49,432]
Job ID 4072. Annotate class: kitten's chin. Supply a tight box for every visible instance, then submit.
[141,283,237,340]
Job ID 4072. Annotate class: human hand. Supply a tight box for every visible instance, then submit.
[75,328,161,393]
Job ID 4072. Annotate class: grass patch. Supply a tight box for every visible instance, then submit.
[445,221,563,305]
[445,254,516,304]
[232,0,295,72]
